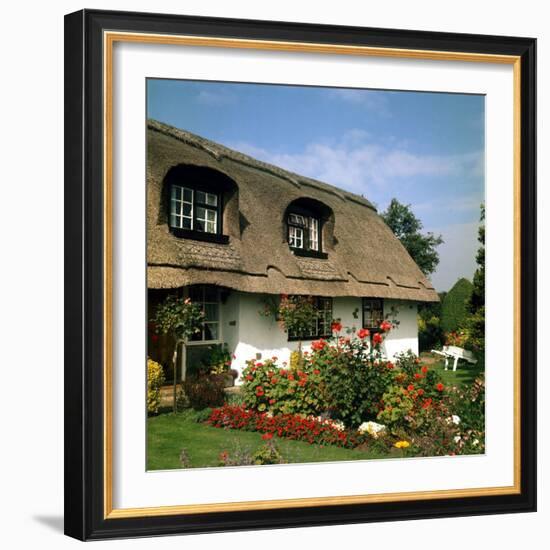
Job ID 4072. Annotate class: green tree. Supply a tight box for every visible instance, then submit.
[469,204,485,313]
[381,198,443,276]
[441,278,474,334]
[151,294,205,413]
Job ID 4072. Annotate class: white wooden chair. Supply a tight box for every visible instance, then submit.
[431,345,477,371]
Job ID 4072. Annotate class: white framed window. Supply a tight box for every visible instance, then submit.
[287,296,333,340]
[289,225,304,248]
[170,184,220,234]
[188,285,221,342]
[287,211,320,252]
[309,217,319,251]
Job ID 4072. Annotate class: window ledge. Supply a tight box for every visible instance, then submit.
[287,335,331,342]
[290,247,328,259]
[171,227,229,244]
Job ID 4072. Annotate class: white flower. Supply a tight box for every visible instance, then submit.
[452,415,461,425]
[358,421,386,438]
[454,435,462,443]
[473,439,480,447]
[331,420,346,431]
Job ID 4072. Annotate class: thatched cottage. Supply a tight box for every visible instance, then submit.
[147,119,438,381]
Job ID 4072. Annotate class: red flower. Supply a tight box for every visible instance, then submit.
[256,386,265,397]
[407,384,415,391]
[269,399,276,405]
[256,362,263,368]
[380,320,392,332]
[357,328,370,339]
[422,398,432,409]
[288,374,295,381]
[262,432,274,440]
[414,373,422,380]
[313,369,321,375]
[271,377,278,384]
[373,332,383,345]
[331,321,343,333]
[386,362,394,369]
[421,365,428,374]
[246,374,253,381]
[436,383,445,392]
[417,388,424,396]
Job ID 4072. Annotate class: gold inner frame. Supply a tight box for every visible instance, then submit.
[103,31,522,519]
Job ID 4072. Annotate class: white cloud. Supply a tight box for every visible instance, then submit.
[229,134,483,196]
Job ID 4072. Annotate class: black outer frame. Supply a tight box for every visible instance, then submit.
[64,9,537,541]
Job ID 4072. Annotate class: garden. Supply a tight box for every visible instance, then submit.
[147,309,485,469]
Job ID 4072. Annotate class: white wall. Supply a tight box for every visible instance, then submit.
[1,1,546,549]
[229,293,419,379]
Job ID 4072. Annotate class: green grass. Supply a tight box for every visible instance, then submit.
[421,353,484,389]
[147,410,389,470]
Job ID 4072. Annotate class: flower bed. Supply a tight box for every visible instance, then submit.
[207,404,368,449]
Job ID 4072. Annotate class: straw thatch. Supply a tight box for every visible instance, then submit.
[147,119,438,302]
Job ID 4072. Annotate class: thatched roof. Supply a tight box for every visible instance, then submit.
[147,120,438,302]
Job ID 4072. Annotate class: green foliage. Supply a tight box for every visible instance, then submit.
[418,315,443,352]
[151,294,205,341]
[441,278,474,333]
[276,295,319,339]
[147,358,165,414]
[241,357,328,417]
[183,374,226,411]
[251,441,287,465]
[218,440,286,467]
[381,198,444,276]
[468,204,485,313]
[202,343,233,375]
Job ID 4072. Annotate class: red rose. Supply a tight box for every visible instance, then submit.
[422,398,432,409]
[311,339,327,351]
[357,328,370,339]
[414,373,422,380]
[386,362,394,370]
[288,374,295,381]
[246,375,253,381]
[256,362,263,368]
[421,366,428,374]
[271,377,278,384]
[261,432,273,440]
[436,383,445,392]
[407,384,415,391]
[331,321,343,333]
[380,320,392,332]
[417,388,424,396]
[373,333,383,345]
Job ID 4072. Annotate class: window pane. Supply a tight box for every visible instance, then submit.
[183,187,193,202]
[205,220,216,233]
[182,217,192,229]
[196,190,206,204]
[204,323,218,341]
[195,219,205,232]
[206,209,216,222]
[170,214,180,228]
[182,203,192,217]
[309,217,319,251]
[204,303,219,321]
[289,213,306,226]
[196,206,206,219]
[171,186,179,200]
[205,193,218,206]
[289,226,304,248]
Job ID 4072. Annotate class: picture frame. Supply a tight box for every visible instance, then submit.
[64,8,537,541]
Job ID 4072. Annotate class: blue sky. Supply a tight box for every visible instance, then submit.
[147,79,485,292]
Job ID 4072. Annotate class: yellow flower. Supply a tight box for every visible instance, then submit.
[394,440,410,449]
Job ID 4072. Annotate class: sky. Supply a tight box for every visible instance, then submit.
[147,79,485,292]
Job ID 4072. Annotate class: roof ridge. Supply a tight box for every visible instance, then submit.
[147,119,377,212]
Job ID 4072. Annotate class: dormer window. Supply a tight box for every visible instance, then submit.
[164,164,234,245]
[170,185,219,234]
[287,207,327,259]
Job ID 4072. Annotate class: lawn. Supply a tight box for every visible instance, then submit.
[147,409,389,470]
[420,352,484,389]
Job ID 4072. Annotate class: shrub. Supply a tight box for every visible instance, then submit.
[147,358,165,414]
[240,357,329,417]
[309,325,395,428]
[441,278,474,333]
[418,315,443,352]
[183,374,226,410]
[251,441,286,465]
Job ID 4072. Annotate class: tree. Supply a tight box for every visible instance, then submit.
[151,294,205,413]
[440,278,474,334]
[381,198,443,276]
[468,204,485,313]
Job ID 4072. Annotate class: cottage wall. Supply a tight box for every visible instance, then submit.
[222,292,419,382]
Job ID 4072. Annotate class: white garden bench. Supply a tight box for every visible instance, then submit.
[431,345,477,371]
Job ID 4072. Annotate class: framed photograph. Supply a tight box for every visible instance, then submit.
[64,9,536,540]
